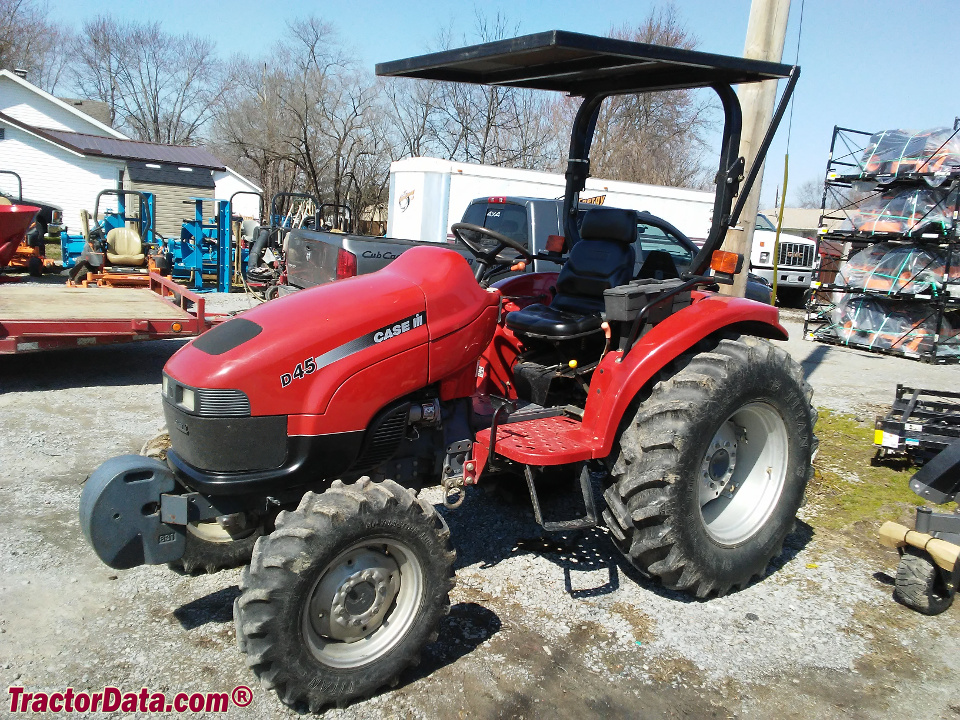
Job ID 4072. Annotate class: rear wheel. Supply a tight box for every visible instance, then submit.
[603,335,817,597]
[236,478,455,710]
[894,548,954,615]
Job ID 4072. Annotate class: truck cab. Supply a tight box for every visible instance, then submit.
[748,213,816,291]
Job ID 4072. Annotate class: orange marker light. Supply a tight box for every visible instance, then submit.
[710,250,741,275]
[545,235,565,253]
[171,322,183,333]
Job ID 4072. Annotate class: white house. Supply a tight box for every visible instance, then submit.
[0,70,261,236]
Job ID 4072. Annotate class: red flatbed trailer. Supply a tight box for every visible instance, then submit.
[0,272,217,354]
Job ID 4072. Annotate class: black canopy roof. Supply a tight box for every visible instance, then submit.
[376,30,793,96]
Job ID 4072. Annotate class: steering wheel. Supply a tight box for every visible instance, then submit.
[450,222,534,283]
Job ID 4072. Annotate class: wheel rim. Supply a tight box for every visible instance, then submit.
[698,402,789,546]
[186,515,257,544]
[302,537,423,669]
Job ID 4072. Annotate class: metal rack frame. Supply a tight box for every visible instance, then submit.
[804,124,960,363]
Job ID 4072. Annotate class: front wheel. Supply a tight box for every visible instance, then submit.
[894,548,954,615]
[235,478,455,711]
[171,516,262,574]
[604,335,817,598]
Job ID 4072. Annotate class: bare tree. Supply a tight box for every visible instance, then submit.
[211,17,392,221]
[211,58,302,206]
[792,178,826,209]
[0,0,68,92]
[386,12,555,169]
[560,6,715,188]
[71,16,228,144]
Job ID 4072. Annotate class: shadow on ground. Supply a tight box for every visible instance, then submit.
[173,585,241,630]
[440,477,816,603]
[0,338,185,392]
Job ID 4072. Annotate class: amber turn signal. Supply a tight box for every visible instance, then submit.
[171,322,183,332]
[545,234,565,253]
[710,250,741,275]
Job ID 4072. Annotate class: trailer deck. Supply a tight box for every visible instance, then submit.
[0,273,213,353]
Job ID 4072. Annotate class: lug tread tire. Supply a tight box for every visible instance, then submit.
[171,525,262,575]
[894,548,954,615]
[236,478,456,711]
[605,335,816,598]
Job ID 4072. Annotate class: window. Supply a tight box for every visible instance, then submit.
[458,202,529,250]
[756,213,776,231]
[634,223,694,274]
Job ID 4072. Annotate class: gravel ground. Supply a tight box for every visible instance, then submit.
[1,298,960,718]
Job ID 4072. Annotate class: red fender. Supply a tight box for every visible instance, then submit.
[581,293,788,458]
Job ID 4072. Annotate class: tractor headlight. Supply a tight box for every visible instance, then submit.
[162,373,250,417]
[179,387,196,412]
[759,252,770,264]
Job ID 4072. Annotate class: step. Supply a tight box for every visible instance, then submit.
[474,414,595,465]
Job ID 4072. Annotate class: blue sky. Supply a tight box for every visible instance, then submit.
[50,0,960,208]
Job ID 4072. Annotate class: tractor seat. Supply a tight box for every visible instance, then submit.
[505,208,636,340]
[105,226,145,266]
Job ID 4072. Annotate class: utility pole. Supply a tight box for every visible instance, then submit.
[721,0,791,297]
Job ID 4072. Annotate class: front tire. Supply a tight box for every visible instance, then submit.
[894,548,954,615]
[235,478,455,710]
[172,517,262,574]
[604,335,817,598]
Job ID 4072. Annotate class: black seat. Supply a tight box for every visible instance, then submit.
[505,209,637,340]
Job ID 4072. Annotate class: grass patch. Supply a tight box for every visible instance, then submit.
[44,238,62,261]
[808,408,950,531]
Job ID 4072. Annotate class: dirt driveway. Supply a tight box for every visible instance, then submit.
[2,313,960,719]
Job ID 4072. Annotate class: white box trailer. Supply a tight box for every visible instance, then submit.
[387,156,714,244]
[386,156,816,290]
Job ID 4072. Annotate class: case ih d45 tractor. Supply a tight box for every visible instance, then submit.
[80,33,812,710]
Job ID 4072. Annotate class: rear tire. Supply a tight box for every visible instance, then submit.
[604,335,817,597]
[235,478,455,710]
[894,548,954,615]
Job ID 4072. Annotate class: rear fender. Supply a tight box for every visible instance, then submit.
[583,294,788,458]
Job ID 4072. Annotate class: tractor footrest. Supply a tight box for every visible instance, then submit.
[475,415,594,465]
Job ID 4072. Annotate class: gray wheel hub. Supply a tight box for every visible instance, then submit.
[302,537,424,669]
[700,422,740,503]
[698,402,789,547]
[310,548,400,642]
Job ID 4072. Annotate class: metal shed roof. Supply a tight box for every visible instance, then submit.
[42,129,225,170]
[126,160,216,189]
[377,30,793,95]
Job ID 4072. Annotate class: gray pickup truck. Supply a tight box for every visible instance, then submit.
[284,231,476,289]
[283,196,771,302]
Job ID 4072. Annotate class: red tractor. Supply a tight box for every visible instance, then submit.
[80,32,812,710]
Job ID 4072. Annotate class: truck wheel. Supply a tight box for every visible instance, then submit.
[27,255,43,277]
[235,478,455,710]
[604,335,817,598]
[894,548,954,615]
[172,517,263,574]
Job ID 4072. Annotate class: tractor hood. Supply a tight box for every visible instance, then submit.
[163,245,493,420]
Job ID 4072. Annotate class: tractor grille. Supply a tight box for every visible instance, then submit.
[778,242,814,268]
[352,403,410,470]
[161,373,250,417]
[196,389,251,417]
